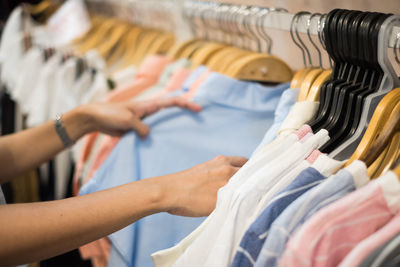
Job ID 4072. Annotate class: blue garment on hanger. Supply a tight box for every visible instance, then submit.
[80,71,289,267]
[231,167,325,267]
[252,88,298,155]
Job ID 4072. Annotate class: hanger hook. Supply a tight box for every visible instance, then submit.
[308,13,323,68]
[295,11,313,67]
[236,6,250,50]
[256,8,272,54]
[243,6,261,52]
[394,32,400,65]
[231,5,246,50]
[290,12,308,67]
[317,14,332,68]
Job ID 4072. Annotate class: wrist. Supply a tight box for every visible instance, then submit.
[150,175,180,213]
[62,107,96,142]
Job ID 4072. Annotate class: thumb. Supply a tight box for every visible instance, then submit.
[129,116,150,138]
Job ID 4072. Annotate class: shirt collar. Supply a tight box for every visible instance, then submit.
[192,72,290,112]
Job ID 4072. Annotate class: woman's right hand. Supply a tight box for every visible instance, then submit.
[159,155,248,217]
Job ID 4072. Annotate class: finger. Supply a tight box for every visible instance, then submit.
[129,116,150,138]
[158,97,202,112]
[225,156,248,167]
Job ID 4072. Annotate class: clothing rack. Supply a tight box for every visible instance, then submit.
[84,0,400,49]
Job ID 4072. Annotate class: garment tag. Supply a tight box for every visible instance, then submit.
[47,0,91,46]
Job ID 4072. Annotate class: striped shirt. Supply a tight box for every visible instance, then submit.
[339,211,400,266]
[280,171,400,267]
[254,160,369,267]
[231,167,326,267]
[202,131,329,267]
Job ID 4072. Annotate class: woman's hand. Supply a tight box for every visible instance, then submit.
[158,155,248,217]
[76,97,202,137]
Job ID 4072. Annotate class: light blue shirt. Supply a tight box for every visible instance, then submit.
[252,88,298,155]
[255,169,358,267]
[80,72,289,267]
[231,167,325,267]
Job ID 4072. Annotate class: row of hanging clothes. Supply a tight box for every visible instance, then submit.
[2,0,400,267]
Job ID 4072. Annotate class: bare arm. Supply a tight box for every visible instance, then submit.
[0,97,202,183]
[0,97,248,266]
[0,155,247,266]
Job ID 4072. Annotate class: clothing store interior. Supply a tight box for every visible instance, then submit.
[2,0,400,266]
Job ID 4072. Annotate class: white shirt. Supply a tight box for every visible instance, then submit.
[202,130,329,267]
[278,101,319,136]
[27,52,63,127]
[0,7,26,90]
[12,47,44,113]
[152,132,303,267]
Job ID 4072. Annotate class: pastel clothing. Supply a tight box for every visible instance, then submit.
[255,160,369,267]
[202,131,329,267]
[253,88,299,154]
[80,72,289,267]
[106,55,172,102]
[280,171,400,267]
[152,127,312,267]
[231,167,327,267]
[339,212,400,267]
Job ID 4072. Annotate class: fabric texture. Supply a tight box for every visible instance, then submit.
[339,211,400,266]
[253,88,299,154]
[365,232,400,267]
[105,54,172,102]
[280,171,400,267]
[135,59,191,101]
[80,72,289,267]
[173,129,327,267]
[278,100,319,137]
[255,160,369,267]
[152,127,311,267]
[231,167,327,267]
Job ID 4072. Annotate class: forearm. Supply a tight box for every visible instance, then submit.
[0,175,172,266]
[0,107,94,183]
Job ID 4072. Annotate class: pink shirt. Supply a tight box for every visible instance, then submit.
[279,171,400,267]
[340,194,400,266]
[106,55,172,102]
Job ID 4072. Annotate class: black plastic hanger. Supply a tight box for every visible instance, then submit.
[320,12,387,152]
[316,10,364,133]
[308,9,350,131]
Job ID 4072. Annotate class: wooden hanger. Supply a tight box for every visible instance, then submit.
[77,18,120,54]
[290,68,314,89]
[119,30,160,67]
[209,48,250,73]
[27,0,52,15]
[189,42,227,69]
[96,23,131,58]
[346,88,400,166]
[367,144,389,178]
[352,96,400,170]
[369,132,400,178]
[297,69,324,101]
[223,53,293,83]
[306,70,332,101]
[168,39,204,60]
[105,26,143,67]
[145,33,176,56]
[70,15,105,46]
[393,160,400,178]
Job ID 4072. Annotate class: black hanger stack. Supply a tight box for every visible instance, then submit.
[307,9,391,153]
